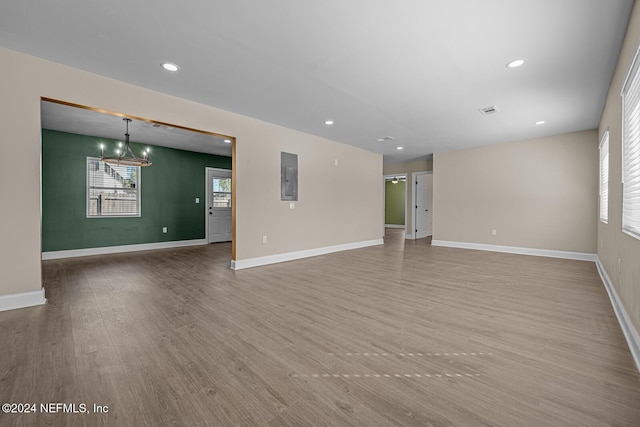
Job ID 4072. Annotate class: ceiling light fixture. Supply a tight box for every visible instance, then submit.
[535,120,546,125]
[506,59,526,68]
[391,177,399,184]
[224,139,231,144]
[100,118,152,167]
[161,62,180,72]
[324,120,334,125]
[396,146,404,150]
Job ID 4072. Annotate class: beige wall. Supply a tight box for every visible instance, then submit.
[383,158,433,176]
[383,158,433,237]
[432,130,598,254]
[598,1,640,335]
[0,48,382,297]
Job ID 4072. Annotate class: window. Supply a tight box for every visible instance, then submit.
[212,177,231,208]
[87,157,140,217]
[599,130,609,223]
[622,48,640,239]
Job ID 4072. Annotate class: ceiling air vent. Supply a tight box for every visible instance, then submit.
[377,136,395,142]
[478,105,499,115]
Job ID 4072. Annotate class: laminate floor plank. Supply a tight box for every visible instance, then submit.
[1,229,639,426]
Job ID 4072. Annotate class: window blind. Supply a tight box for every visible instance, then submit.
[599,130,609,223]
[622,50,640,238]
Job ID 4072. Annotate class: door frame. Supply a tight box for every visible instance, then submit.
[382,174,409,237]
[205,167,232,243]
[411,171,433,240]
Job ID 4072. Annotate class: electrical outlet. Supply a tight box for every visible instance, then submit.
[334,158,339,166]
[162,227,168,233]
[618,258,622,273]
[491,229,497,236]
[262,235,267,244]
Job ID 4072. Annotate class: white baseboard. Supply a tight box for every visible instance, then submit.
[42,239,208,260]
[384,224,405,229]
[595,257,640,372]
[431,240,597,262]
[231,239,384,270]
[0,288,46,312]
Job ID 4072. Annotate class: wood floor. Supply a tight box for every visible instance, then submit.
[1,229,639,426]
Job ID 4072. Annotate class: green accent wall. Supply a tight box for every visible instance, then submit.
[42,129,231,252]
[385,180,405,225]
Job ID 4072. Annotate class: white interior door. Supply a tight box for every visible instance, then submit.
[426,173,433,235]
[207,168,232,243]
[415,173,432,238]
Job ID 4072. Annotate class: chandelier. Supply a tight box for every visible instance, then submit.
[100,118,152,167]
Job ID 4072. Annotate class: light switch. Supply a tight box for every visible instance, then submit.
[289,202,296,210]
[195,198,200,203]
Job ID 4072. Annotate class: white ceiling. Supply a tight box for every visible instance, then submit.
[40,101,233,157]
[1,0,634,164]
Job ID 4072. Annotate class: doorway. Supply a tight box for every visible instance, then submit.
[413,172,433,239]
[40,98,236,260]
[384,175,407,230]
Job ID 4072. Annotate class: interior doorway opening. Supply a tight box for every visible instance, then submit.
[383,174,408,232]
[40,97,236,262]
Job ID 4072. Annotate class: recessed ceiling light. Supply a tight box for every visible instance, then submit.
[535,120,546,125]
[324,120,334,125]
[224,139,231,143]
[396,146,404,150]
[161,62,180,72]
[506,59,526,68]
